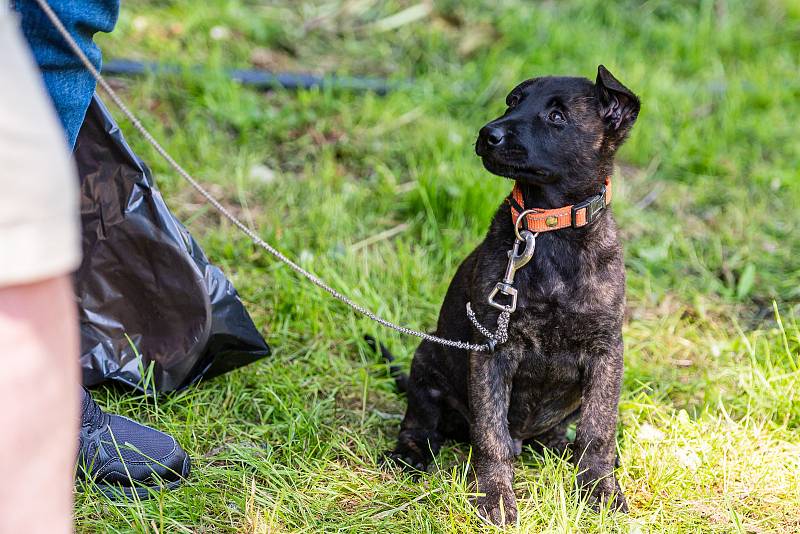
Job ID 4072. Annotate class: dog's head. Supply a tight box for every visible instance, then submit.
[475,65,640,189]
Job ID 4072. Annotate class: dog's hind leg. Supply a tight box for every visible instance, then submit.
[383,342,444,472]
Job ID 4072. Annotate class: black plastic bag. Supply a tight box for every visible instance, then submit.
[73,95,270,392]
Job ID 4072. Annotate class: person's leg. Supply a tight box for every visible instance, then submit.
[12,0,120,149]
[11,0,193,500]
[0,5,83,531]
[0,278,79,534]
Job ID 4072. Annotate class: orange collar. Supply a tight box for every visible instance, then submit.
[508,177,612,233]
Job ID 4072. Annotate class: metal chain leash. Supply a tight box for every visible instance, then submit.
[466,303,510,350]
[33,0,511,352]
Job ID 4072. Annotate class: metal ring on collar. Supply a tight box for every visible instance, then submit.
[514,209,542,241]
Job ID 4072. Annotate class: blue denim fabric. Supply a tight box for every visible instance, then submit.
[13,0,119,149]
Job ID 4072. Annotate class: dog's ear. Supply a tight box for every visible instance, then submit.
[595,65,640,133]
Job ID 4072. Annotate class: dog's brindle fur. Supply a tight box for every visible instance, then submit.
[380,66,640,525]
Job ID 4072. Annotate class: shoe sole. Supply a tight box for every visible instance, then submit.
[79,455,191,501]
[95,476,184,501]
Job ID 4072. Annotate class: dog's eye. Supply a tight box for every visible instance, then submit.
[547,110,566,124]
[507,94,520,108]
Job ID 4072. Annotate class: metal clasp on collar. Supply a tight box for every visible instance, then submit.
[487,229,537,313]
[571,185,607,227]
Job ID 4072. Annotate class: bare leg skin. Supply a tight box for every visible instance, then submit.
[0,276,79,534]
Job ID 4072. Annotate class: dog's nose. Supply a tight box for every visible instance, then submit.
[481,125,506,147]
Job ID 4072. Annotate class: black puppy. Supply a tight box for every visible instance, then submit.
[376,65,640,525]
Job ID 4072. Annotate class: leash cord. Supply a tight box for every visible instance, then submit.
[466,303,510,347]
[34,0,493,353]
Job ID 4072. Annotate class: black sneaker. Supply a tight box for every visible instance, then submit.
[76,388,191,500]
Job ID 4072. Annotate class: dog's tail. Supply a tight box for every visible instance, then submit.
[364,335,408,394]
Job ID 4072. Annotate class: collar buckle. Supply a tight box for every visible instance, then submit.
[571,185,607,228]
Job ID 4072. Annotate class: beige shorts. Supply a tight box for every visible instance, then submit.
[0,7,81,287]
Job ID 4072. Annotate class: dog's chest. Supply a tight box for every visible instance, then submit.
[502,302,614,437]
[507,308,588,391]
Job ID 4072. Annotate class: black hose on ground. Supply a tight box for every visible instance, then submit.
[102,59,398,95]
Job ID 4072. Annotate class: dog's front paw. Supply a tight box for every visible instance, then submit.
[577,470,628,513]
[474,481,518,526]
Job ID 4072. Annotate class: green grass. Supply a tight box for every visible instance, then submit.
[76,0,800,531]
